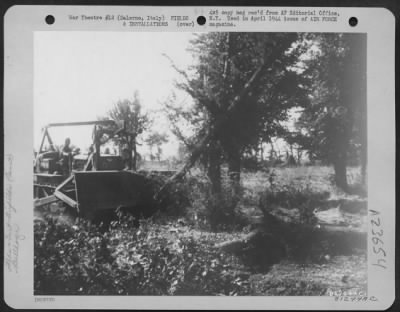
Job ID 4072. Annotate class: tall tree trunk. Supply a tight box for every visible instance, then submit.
[344,33,367,189]
[269,141,275,162]
[346,33,367,187]
[227,147,241,206]
[132,136,137,171]
[260,141,264,162]
[207,142,222,195]
[296,149,303,164]
[128,136,133,170]
[333,152,348,191]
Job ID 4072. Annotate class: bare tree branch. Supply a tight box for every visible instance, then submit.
[162,53,191,82]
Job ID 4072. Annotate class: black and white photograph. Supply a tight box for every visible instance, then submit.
[33,31,368,296]
[3,5,396,310]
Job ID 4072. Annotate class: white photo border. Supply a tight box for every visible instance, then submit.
[3,5,396,310]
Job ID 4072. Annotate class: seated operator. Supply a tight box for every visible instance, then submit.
[60,138,73,175]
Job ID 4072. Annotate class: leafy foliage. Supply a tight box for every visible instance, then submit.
[184,32,306,152]
[165,32,308,196]
[293,34,367,189]
[35,166,367,296]
[258,176,333,262]
[34,215,249,295]
[145,132,169,161]
[144,172,191,217]
[185,170,248,231]
[101,91,151,169]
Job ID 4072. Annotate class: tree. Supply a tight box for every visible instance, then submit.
[103,92,150,170]
[145,132,168,162]
[295,33,367,190]
[166,33,307,199]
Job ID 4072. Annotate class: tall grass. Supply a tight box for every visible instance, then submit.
[242,166,363,200]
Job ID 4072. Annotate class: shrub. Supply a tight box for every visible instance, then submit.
[259,183,329,221]
[34,215,249,295]
[185,171,248,231]
[132,172,191,218]
[205,192,248,232]
[34,217,115,295]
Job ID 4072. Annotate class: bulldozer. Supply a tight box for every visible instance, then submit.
[34,120,156,222]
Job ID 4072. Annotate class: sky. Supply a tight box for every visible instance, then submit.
[34,31,302,161]
[34,31,196,158]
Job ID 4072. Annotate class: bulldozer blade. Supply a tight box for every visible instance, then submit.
[73,171,151,219]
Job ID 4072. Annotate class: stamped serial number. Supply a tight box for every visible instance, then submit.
[35,297,55,302]
[369,209,387,269]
